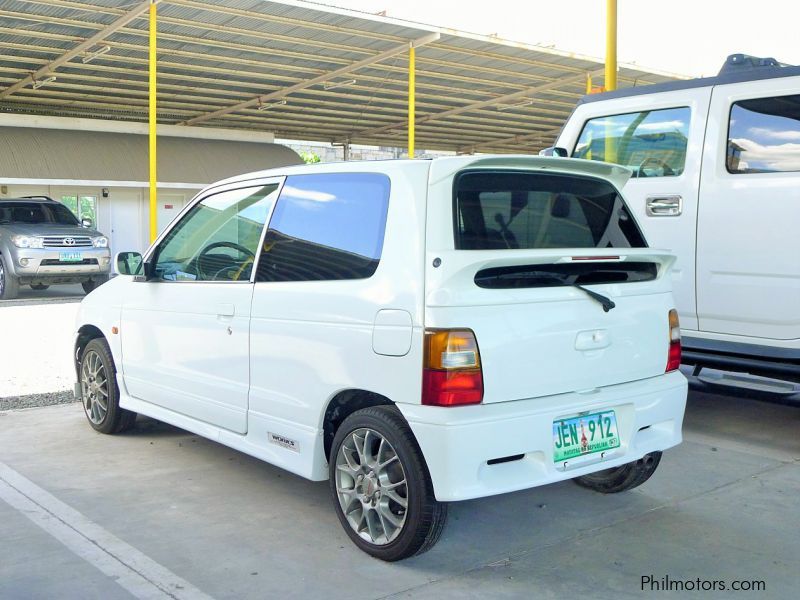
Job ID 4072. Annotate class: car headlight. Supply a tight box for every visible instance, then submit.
[93,236,109,248]
[11,235,44,249]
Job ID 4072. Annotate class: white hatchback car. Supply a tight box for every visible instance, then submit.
[74,156,687,561]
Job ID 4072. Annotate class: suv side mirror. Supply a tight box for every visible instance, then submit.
[81,217,93,228]
[538,146,568,158]
[115,251,144,276]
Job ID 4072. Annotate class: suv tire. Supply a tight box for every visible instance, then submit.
[573,451,662,493]
[79,338,137,434]
[0,255,19,300]
[329,406,447,561]
[82,276,108,294]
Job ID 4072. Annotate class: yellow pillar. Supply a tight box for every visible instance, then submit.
[148,0,158,243]
[408,45,415,159]
[605,0,617,92]
[604,0,618,164]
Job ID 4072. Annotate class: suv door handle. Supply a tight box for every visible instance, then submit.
[646,195,682,216]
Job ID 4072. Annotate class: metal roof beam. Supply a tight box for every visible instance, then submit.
[181,32,440,126]
[349,69,602,139]
[0,0,158,100]
[458,127,564,154]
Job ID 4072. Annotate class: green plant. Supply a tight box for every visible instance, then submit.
[299,150,321,164]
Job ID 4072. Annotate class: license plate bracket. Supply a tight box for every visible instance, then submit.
[553,410,620,464]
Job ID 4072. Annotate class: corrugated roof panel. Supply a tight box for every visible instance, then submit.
[0,0,686,153]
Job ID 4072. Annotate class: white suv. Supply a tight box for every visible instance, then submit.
[74,156,687,560]
[553,54,800,386]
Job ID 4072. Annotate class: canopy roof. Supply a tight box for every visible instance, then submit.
[0,0,683,153]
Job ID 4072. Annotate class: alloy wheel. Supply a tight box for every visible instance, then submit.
[80,350,109,425]
[334,427,409,545]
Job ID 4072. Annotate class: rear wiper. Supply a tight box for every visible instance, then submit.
[476,271,616,312]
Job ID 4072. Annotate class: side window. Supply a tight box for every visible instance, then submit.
[727,94,800,173]
[256,173,391,282]
[573,107,690,177]
[154,184,279,282]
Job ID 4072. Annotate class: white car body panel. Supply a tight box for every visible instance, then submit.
[76,156,687,501]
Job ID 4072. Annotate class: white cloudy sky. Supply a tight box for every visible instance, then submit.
[311,0,800,77]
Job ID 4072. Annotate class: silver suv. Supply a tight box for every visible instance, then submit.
[0,197,111,299]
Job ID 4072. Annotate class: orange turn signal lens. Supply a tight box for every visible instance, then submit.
[424,329,481,370]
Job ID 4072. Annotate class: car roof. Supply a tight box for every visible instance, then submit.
[579,63,800,105]
[0,197,58,204]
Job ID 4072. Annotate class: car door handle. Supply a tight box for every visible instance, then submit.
[646,195,682,216]
[217,303,235,317]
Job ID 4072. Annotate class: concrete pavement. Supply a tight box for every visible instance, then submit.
[0,390,797,599]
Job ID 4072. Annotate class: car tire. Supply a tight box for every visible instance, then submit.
[572,451,662,493]
[0,255,20,300]
[30,284,50,290]
[329,405,447,561]
[79,338,137,434]
[82,276,108,294]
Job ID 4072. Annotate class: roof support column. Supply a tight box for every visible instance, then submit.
[149,0,158,243]
[605,0,618,163]
[408,45,415,158]
[605,0,617,91]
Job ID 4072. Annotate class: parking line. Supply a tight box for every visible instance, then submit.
[0,462,215,600]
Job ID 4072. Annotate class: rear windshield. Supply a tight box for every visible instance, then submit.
[0,202,80,226]
[453,171,646,250]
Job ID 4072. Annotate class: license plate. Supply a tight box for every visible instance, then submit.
[553,410,620,463]
[59,252,82,262]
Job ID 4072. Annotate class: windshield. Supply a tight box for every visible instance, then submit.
[0,202,80,226]
[453,170,646,250]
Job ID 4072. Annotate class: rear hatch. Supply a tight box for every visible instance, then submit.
[424,157,676,403]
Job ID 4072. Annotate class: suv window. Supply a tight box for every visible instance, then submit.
[727,94,800,173]
[0,202,80,225]
[256,173,391,282]
[153,184,279,282]
[454,171,646,250]
[573,107,690,177]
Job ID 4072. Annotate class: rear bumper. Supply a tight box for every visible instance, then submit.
[6,247,111,282]
[399,371,687,502]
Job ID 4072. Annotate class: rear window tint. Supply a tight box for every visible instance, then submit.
[453,171,646,250]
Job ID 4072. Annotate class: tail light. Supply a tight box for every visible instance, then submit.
[666,309,681,372]
[422,329,484,406]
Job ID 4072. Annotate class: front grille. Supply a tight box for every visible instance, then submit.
[40,259,99,266]
[41,236,93,248]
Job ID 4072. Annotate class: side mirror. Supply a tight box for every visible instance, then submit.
[81,217,94,228]
[538,146,568,158]
[114,251,144,276]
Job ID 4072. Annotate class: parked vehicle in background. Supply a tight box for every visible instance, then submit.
[0,196,111,299]
[553,53,800,385]
[73,156,686,560]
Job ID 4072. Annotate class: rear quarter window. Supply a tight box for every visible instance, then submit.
[453,170,646,250]
[256,172,391,282]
